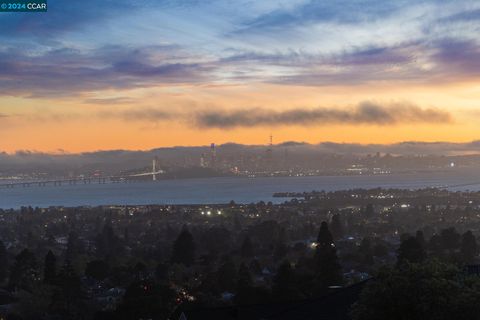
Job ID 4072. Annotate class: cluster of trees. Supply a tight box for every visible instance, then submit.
[351,260,480,320]
[397,227,478,266]
[173,222,344,307]
[351,227,480,320]
[2,201,480,320]
[0,219,347,320]
[0,221,177,319]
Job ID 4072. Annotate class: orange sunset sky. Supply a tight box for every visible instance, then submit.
[1,1,480,153]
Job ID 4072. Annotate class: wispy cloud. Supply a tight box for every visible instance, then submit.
[0,0,479,97]
[3,36,478,98]
[432,39,480,77]
[237,0,406,32]
[98,108,174,121]
[0,45,212,97]
[0,0,203,39]
[82,97,136,105]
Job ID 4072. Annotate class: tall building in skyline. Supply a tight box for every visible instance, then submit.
[210,143,216,168]
[266,134,273,170]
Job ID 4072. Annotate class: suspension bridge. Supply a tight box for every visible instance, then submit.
[0,159,164,189]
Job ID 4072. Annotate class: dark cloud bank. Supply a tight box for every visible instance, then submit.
[194,102,451,128]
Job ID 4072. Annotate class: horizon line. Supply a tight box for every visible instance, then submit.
[3,139,480,156]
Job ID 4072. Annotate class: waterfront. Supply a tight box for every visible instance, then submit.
[1,169,480,209]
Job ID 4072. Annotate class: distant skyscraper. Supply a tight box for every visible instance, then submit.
[266,135,273,170]
[210,143,216,168]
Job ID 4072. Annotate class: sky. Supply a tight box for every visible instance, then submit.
[1,0,480,153]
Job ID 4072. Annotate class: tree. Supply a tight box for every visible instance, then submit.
[240,236,254,259]
[96,223,123,261]
[415,230,426,250]
[50,260,86,319]
[124,227,130,245]
[201,226,231,257]
[460,230,478,264]
[272,260,303,301]
[363,204,375,218]
[9,249,39,291]
[66,231,81,262]
[373,240,389,258]
[171,225,195,266]
[249,220,280,245]
[440,227,460,253]
[44,250,57,284]
[314,222,343,290]
[249,259,262,275]
[358,238,374,266]
[0,240,8,283]
[273,228,288,261]
[397,236,426,266]
[11,284,54,320]
[197,271,220,302]
[217,258,237,292]
[237,263,252,288]
[330,214,344,240]
[132,262,147,280]
[351,260,480,320]
[428,234,443,257]
[317,221,334,246]
[234,263,254,304]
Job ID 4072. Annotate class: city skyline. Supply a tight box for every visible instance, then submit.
[1,0,480,152]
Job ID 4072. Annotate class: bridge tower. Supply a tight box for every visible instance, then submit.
[152,157,158,181]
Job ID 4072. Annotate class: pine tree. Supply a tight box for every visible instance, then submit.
[44,250,57,284]
[171,225,195,266]
[95,222,122,261]
[317,221,334,246]
[237,263,253,289]
[50,260,85,319]
[314,222,343,290]
[9,248,39,291]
